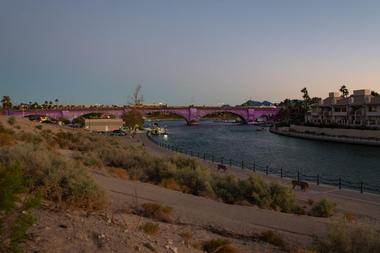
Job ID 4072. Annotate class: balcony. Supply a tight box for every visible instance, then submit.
[332,112,347,116]
[367,111,380,116]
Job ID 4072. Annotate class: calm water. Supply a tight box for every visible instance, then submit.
[149,120,380,188]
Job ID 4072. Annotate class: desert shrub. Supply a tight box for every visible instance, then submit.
[160,178,181,191]
[313,220,380,253]
[212,175,242,204]
[16,131,44,145]
[0,133,16,146]
[174,165,214,197]
[0,163,41,252]
[239,175,271,208]
[7,116,16,126]
[201,238,236,253]
[35,125,43,130]
[309,199,336,217]
[73,151,103,168]
[268,183,296,212]
[140,203,173,222]
[139,222,159,235]
[0,143,106,211]
[292,205,306,215]
[260,230,286,248]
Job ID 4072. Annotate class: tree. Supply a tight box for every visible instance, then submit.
[371,91,379,96]
[301,87,310,102]
[129,84,144,105]
[339,85,349,98]
[1,96,12,110]
[122,109,144,129]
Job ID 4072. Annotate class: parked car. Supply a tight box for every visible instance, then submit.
[111,129,127,136]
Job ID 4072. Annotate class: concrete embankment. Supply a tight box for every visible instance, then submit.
[270,126,380,146]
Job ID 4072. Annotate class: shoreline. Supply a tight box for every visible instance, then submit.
[143,133,380,195]
[270,126,380,147]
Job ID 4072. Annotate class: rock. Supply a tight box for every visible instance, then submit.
[59,224,67,229]
[143,242,157,252]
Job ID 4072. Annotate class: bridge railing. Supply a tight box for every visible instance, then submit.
[146,134,380,195]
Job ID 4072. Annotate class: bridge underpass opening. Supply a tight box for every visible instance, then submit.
[144,111,189,125]
[198,112,246,124]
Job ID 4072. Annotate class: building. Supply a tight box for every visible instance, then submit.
[84,118,124,132]
[306,89,380,128]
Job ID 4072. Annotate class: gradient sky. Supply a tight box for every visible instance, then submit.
[1,0,380,105]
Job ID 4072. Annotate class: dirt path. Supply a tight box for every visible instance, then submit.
[93,171,330,248]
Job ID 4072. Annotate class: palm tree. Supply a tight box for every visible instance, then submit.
[1,96,12,110]
[340,85,349,98]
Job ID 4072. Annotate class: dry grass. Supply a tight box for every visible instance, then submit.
[0,133,16,146]
[179,231,193,242]
[159,178,181,191]
[260,230,286,249]
[201,238,236,253]
[110,168,129,179]
[313,220,380,253]
[140,202,173,223]
[290,250,317,253]
[139,222,159,235]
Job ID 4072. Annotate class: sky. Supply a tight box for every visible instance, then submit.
[1,0,380,105]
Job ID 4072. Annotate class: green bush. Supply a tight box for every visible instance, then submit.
[310,199,336,217]
[313,220,380,253]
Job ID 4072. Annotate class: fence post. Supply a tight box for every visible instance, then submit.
[221,157,224,165]
[360,182,364,194]
[317,174,320,185]
[297,170,300,182]
[339,177,342,190]
[229,159,232,168]
[203,153,206,160]
[253,161,256,172]
[280,168,283,178]
[266,165,268,175]
[212,154,214,163]
[241,160,244,169]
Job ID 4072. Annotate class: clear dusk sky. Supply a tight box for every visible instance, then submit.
[1,0,380,105]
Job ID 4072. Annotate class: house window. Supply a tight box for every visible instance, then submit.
[368,106,378,112]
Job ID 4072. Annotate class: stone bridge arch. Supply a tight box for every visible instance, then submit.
[141,108,190,124]
[196,109,248,123]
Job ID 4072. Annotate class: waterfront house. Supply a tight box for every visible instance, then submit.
[306,89,380,128]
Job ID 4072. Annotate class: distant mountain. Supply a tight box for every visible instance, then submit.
[241,100,273,107]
